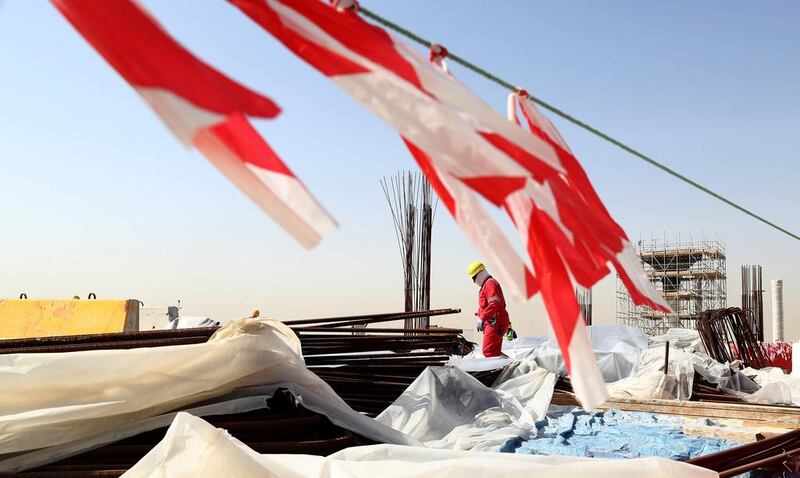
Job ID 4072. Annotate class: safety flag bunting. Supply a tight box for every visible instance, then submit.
[229,0,671,408]
[51,0,337,249]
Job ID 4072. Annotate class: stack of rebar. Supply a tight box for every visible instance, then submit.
[0,308,479,475]
[690,374,745,403]
[576,288,592,326]
[697,307,768,369]
[0,308,471,416]
[0,390,369,478]
[286,308,469,415]
[687,427,800,477]
[0,327,217,354]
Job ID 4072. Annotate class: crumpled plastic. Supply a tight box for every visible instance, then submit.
[649,328,705,354]
[376,365,556,451]
[0,318,416,471]
[459,325,649,384]
[735,366,800,405]
[163,316,220,329]
[121,412,717,478]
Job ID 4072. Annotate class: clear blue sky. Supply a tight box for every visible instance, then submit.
[0,1,797,340]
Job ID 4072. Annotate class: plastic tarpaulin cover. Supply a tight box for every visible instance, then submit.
[736,366,800,405]
[495,325,648,383]
[163,316,220,329]
[122,412,716,478]
[0,318,416,463]
[517,408,740,461]
[649,328,705,354]
[376,366,549,451]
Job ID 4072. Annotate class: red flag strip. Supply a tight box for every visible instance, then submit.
[512,94,670,313]
[52,0,337,248]
[229,0,670,408]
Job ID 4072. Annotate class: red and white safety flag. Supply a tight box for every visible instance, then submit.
[52,0,337,249]
[229,0,669,408]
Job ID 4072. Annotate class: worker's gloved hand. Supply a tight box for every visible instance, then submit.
[476,319,484,332]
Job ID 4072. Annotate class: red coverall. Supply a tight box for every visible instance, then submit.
[477,277,510,357]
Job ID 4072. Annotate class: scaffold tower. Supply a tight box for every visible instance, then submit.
[617,236,727,335]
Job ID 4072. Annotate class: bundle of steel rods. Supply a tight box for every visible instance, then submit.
[0,308,472,415]
[741,264,764,342]
[0,390,369,478]
[687,427,800,476]
[690,374,745,403]
[380,172,437,329]
[0,309,482,475]
[289,308,470,415]
[697,307,768,369]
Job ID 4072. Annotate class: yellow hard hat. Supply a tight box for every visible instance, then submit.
[467,261,486,278]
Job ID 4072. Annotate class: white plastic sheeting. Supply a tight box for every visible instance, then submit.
[507,325,648,383]
[607,371,682,400]
[447,355,512,372]
[122,412,716,478]
[737,367,800,405]
[649,328,705,354]
[451,326,648,385]
[163,316,220,329]
[493,361,556,421]
[617,346,697,400]
[0,389,274,472]
[376,365,555,451]
[607,345,760,401]
[454,327,767,403]
[0,319,416,466]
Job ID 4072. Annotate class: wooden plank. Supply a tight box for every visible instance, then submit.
[551,392,800,428]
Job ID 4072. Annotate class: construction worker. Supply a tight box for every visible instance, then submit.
[467,261,511,357]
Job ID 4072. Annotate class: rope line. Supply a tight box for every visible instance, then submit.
[360,6,800,243]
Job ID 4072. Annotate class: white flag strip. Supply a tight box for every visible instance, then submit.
[52,0,336,249]
[230,0,671,408]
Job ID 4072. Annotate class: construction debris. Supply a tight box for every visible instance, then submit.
[687,427,800,477]
[0,390,367,478]
[3,309,800,476]
[0,308,468,418]
[697,307,768,369]
[117,414,713,478]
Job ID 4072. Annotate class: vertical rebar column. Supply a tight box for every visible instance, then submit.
[755,265,763,342]
[741,265,764,342]
[381,172,437,330]
[577,287,592,326]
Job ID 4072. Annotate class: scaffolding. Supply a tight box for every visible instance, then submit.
[617,237,727,335]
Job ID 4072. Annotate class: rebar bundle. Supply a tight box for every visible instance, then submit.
[0,391,365,478]
[687,427,800,477]
[576,288,592,325]
[380,172,437,329]
[741,265,764,342]
[0,308,471,416]
[697,307,768,369]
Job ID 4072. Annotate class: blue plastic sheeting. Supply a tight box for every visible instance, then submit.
[514,408,741,461]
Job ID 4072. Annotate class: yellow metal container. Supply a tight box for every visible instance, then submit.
[0,299,139,339]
